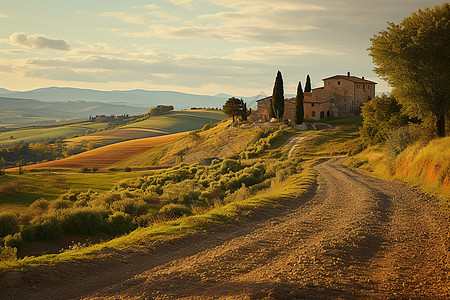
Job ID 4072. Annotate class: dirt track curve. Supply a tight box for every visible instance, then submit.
[3,157,450,299]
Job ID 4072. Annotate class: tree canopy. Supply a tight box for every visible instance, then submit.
[271,71,285,121]
[294,81,304,124]
[223,97,247,122]
[148,105,174,116]
[369,3,449,137]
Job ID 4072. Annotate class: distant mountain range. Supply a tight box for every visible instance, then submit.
[0,87,268,128]
[0,87,266,110]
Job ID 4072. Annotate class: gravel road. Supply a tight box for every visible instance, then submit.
[3,157,449,299]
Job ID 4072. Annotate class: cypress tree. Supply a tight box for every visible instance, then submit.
[271,70,284,121]
[305,75,312,93]
[241,100,248,121]
[295,81,304,124]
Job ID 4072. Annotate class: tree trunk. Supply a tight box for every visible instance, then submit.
[436,113,445,137]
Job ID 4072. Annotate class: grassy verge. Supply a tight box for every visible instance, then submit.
[0,163,316,274]
[346,137,450,203]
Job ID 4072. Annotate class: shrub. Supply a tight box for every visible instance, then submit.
[29,198,50,212]
[0,213,20,238]
[219,159,241,174]
[386,126,419,163]
[30,215,64,241]
[106,212,134,236]
[160,203,191,218]
[49,199,73,211]
[3,232,24,250]
[80,167,91,173]
[0,246,17,261]
[92,167,99,173]
[111,199,149,216]
[124,167,132,172]
[60,207,107,235]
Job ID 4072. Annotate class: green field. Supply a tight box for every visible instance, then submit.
[0,123,108,147]
[122,110,226,133]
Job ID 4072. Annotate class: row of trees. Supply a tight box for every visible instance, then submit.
[223,71,311,124]
[269,71,310,124]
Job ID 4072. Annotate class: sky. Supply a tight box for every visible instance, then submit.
[0,0,445,97]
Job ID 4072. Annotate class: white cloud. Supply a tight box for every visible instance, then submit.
[99,12,147,25]
[8,33,70,51]
[0,13,8,18]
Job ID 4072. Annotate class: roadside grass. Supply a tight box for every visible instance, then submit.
[346,137,450,203]
[0,161,317,274]
[121,110,226,133]
[0,123,108,147]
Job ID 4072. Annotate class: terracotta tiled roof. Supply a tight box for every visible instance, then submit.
[256,96,271,102]
[322,75,377,84]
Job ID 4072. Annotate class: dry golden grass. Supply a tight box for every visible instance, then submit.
[8,132,187,171]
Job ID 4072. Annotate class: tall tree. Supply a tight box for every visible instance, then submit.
[223,97,242,122]
[295,81,304,124]
[305,75,312,93]
[369,3,449,137]
[240,99,248,121]
[271,70,285,121]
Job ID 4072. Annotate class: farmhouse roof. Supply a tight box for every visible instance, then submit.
[322,75,377,84]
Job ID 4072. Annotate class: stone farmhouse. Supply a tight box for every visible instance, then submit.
[255,72,376,121]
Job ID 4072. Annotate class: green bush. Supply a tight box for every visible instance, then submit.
[160,203,191,218]
[30,216,64,241]
[106,212,134,236]
[60,208,106,235]
[0,213,20,238]
[124,167,132,172]
[111,199,149,216]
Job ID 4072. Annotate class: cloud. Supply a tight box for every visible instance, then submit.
[0,49,28,54]
[8,33,70,51]
[0,13,8,18]
[99,12,147,25]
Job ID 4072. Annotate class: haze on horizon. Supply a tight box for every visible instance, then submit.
[0,0,444,97]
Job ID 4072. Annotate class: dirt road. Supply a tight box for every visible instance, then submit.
[4,157,450,299]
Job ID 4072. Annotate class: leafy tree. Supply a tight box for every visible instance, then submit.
[305,75,312,93]
[360,95,409,145]
[369,3,449,137]
[271,71,284,121]
[294,81,304,124]
[223,97,242,122]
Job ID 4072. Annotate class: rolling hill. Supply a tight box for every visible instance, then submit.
[0,96,147,128]
[8,132,188,171]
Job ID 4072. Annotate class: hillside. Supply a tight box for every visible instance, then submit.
[121,110,227,133]
[8,132,187,171]
[0,96,147,128]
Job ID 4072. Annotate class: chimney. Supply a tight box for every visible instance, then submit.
[362,76,365,80]
[347,71,350,78]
